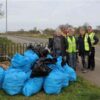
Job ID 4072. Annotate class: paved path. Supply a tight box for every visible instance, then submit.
[1,35,100,87]
[77,46,100,87]
[0,35,48,45]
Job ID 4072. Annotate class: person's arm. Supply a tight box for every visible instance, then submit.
[48,38,53,51]
[77,37,79,52]
[63,37,67,50]
[93,35,99,45]
[65,37,68,50]
[88,36,92,51]
[75,37,78,52]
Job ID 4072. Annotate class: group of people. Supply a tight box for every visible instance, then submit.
[48,26,99,73]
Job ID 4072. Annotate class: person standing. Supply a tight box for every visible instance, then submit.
[65,27,77,70]
[78,27,91,73]
[48,28,66,58]
[60,25,69,63]
[87,26,99,70]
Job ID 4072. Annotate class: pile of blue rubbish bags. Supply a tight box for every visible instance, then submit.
[0,45,77,96]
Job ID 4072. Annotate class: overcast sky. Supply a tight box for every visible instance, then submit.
[0,0,100,32]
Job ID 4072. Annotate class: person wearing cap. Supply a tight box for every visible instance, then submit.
[48,28,66,58]
[65,27,77,70]
[87,26,99,70]
[78,27,91,73]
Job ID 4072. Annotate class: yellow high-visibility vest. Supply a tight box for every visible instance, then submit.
[84,34,90,51]
[89,32,95,47]
[67,36,76,53]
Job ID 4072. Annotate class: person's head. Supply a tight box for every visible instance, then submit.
[87,26,93,33]
[68,27,75,36]
[59,25,66,36]
[64,25,69,35]
[59,25,64,32]
[54,28,62,36]
[59,25,69,36]
[79,27,85,36]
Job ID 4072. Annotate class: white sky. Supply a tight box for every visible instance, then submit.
[0,0,100,32]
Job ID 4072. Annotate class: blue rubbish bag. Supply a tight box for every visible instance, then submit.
[63,64,77,81]
[11,53,28,67]
[47,54,53,59]
[24,50,35,56]
[23,77,43,96]
[24,50,39,63]
[44,63,69,95]
[56,56,76,81]
[24,50,39,72]
[26,70,32,79]
[11,53,30,72]
[0,67,5,88]
[47,64,56,70]
[55,56,69,87]
[44,56,69,95]
[24,50,39,71]
[2,68,27,95]
[11,52,39,72]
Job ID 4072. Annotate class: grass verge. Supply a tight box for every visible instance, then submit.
[0,76,100,100]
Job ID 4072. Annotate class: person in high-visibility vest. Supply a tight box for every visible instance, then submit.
[65,27,77,70]
[78,27,91,73]
[87,26,99,70]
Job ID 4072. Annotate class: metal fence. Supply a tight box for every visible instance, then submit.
[0,43,48,61]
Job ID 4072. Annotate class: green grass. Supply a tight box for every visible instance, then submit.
[0,37,13,44]
[0,76,100,100]
[8,33,53,39]
[30,34,53,39]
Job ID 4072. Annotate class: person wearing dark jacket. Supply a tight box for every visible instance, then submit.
[48,29,66,58]
[78,27,91,73]
[87,26,99,70]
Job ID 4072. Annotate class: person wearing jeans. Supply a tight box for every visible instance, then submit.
[87,26,99,70]
[78,27,91,73]
[65,27,77,70]
[68,53,77,70]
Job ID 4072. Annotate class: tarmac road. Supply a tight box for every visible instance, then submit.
[7,35,48,44]
[78,46,100,87]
